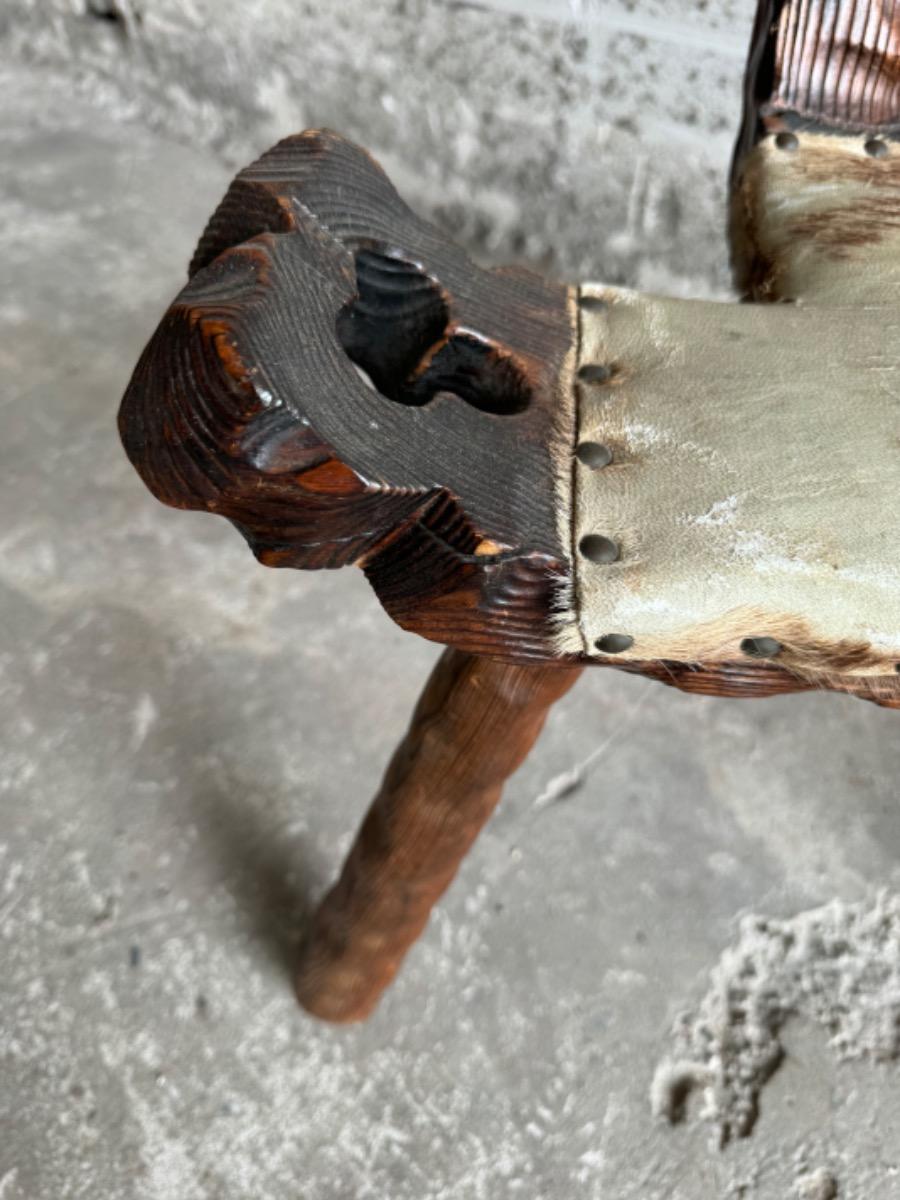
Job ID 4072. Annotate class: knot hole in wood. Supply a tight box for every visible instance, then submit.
[336,248,532,416]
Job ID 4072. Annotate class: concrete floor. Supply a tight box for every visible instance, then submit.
[2,3,900,1197]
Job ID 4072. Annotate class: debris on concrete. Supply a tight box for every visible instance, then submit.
[652,893,900,1145]
[794,1168,838,1200]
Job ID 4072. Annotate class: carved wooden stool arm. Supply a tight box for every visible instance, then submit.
[119,130,574,663]
[118,0,900,1020]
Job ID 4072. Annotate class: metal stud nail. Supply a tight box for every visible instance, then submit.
[579,295,608,313]
[595,633,634,654]
[740,636,782,658]
[775,131,799,152]
[579,534,620,564]
[578,364,612,384]
[576,441,613,469]
[865,138,888,159]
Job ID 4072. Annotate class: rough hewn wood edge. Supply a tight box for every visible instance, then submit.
[770,0,900,131]
[119,130,579,663]
[611,657,900,708]
[731,4,900,288]
[734,0,900,169]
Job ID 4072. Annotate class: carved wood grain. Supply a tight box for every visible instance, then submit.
[119,130,577,663]
[772,0,900,130]
[734,0,900,170]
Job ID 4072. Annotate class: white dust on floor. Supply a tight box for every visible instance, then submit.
[651,892,900,1145]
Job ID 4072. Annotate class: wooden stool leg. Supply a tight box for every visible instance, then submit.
[295,648,582,1022]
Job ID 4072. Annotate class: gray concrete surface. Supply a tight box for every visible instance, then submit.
[3,0,751,296]
[2,3,900,1197]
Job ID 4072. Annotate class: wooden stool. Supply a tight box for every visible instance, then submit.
[119,0,900,1022]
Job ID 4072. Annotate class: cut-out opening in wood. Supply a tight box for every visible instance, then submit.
[336,248,531,416]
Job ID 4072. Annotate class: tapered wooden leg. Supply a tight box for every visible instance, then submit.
[295,648,582,1022]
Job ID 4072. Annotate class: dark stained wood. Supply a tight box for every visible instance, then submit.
[731,1,900,296]
[611,658,900,708]
[119,122,900,705]
[734,0,900,171]
[295,648,582,1022]
[731,2,900,301]
[119,130,576,663]
[769,0,900,129]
